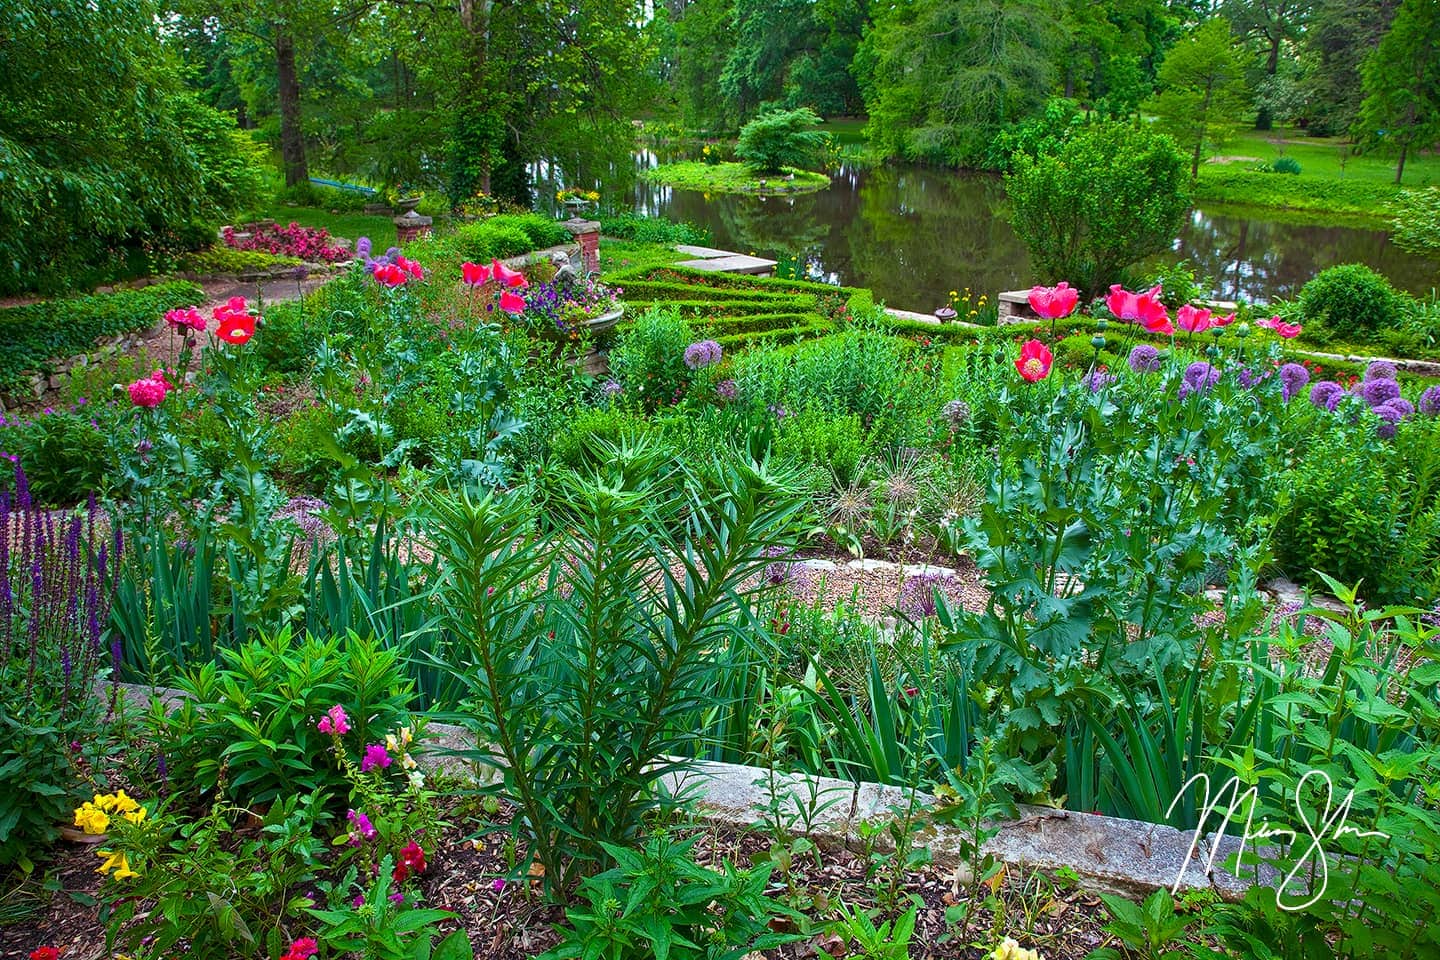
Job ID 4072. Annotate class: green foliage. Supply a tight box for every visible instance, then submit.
[1148,18,1252,179]
[307,856,462,960]
[541,832,802,960]
[0,281,205,393]
[0,1,263,293]
[598,213,711,246]
[152,628,416,808]
[1356,0,1440,184]
[735,107,829,173]
[644,160,831,194]
[179,246,302,275]
[549,406,653,470]
[609,307,698,410]
[429,447,804,894]
[1297,263,1406,340]
[449,214,569,264]
[1270,156,1302,175]
[1086,889,1194,960]
[1005,121,1191,296]
[0,409,114,505]
[772,408,869,488]
[1391,188,1440,256]
[820,903,915,960]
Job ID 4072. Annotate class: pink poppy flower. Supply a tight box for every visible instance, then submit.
[1027,282,1078,320]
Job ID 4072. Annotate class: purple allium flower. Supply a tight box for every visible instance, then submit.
[1081,369,1114,392]
[1278,362,1310,402]
[769,403,789,420]
[355,236,372,260]
[1388,397,1415,419]
[1360,377,1401,409]
[1236,367,1266,389]
[1127,344,1161,373]
[898,572,957,619]
[1179,361,1220,398]
[682,339,722,370]
[1365,360,1397,382]
[1310,381,1345,411]
[273,496,330,539]
[715,378,738,401]
[1420,385,1440,416]
[600,379,622,398]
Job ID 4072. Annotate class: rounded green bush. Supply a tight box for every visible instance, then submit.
[1297,264,1405,340]
[1271,156,1301,175]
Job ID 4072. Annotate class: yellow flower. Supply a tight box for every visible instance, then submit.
[110,790,139,814]
[122,806,148,825]
[990,938,1042,960]
[74,804,110,835]
[96,849,138,880]
[386,733,399,753]
[949,290,958,298]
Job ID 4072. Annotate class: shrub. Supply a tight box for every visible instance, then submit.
[0,281,205,393]
[451,221,536,263]
[609,307,697,410]
[153,629,416,809]
[222,222,349,262]
[1391,187,1440,257]
[178,246,301,275]
[549,406,653,469]
[735,107,828,173]
[0,407,113,504]
[1297,264,1406,341]
[1005,121,1191,297]
[1271,155,1302,175]
[773,408,869,488]
[598,212,711,245]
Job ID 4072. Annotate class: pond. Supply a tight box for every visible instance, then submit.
[619,157,1438,315]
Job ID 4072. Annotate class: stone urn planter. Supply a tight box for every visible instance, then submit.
[395,196,422,215]
[557,304,624,376]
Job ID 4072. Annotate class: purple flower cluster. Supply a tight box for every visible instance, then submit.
[898,572,957,619]
[1,466,118,717]
[1366,360,1397,382]
[1309,381,1345,411]
[683,340,723,370]
[1081,369,1115,393]
[1420,385,1440,416]
[272,496,330,540]
[715,378,738,401]
[1179,361,1219,398]
[1278,363,1310,402]
[601,379,623,398]
[1127,344,1161,374]
[354,236,403,270]
[1358,377,1400,408]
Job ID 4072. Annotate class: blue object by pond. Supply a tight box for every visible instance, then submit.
[309,177,377,195]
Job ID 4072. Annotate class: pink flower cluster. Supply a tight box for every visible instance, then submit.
[127,369,175,408]
[1257,314,1303,339]
[461,259,529,314]
[372,256,425,287]
[317,703,351,736]
[361,743,392,772]
[222,222,349,262]
[163,306,206,332]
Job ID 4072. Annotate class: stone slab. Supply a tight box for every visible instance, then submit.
[676,254,777,275]
[674,244,739,259]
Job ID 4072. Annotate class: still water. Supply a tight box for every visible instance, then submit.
[618,158,1437,315]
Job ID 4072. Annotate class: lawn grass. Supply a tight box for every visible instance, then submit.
[818,117,868,145]
[240,205,402,245]
[1194,124,1440,223]
[643,161,831,195]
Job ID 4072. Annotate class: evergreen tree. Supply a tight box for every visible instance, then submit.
[1149,18,1251,179]
[1355,0,1440,184]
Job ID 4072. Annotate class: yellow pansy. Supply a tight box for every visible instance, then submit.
[97,849,138,880]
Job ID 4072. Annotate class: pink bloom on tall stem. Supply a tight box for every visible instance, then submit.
[1106,284,1171,333]
[491,259,529,289]
[498,290,526,314]
[127,377,168,408]
[461,261,492,286]
[1176,304,1213,334]
[1258,315,1302,338]
[164,306,206,332]
[1015,339,1053,382]
[1027,282,1078,319]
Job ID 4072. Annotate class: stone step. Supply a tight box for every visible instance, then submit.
[676,254,777,275]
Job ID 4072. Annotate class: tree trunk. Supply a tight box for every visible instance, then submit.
[1396,142,1408,185]
[1255,38,1281,130]
[276,31,308,188]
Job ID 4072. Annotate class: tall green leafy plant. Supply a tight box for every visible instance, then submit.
[735,107,828,173]
[428,439,804,895]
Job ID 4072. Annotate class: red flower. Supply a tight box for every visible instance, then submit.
[1027,282,1078,319]
[1176,304,1212,335]
[1015,339,1053,382]
[1107,284,1171,334]
[30,948,60,960]
[461,261,492,286]
[215,311,257,345]
[371,262,408,287]
[280,938,318,960]
[499,290,526,314]
[401,840,427,873]
[397,256,425,280]
[491,259,529,289]
[164,306,206,332]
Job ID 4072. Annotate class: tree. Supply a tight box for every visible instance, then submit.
[1005,122,1192,296]
[856,0,1064,167]
[0,0,263,293]
[1300,0,1397,136]
[1223,0,1313,128]
[1149,18,1251,179]
[734,107,827,172]
[182,0,373,187]
[1356,0,1440,185]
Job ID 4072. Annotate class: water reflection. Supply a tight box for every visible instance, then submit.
[543,154,1439,313]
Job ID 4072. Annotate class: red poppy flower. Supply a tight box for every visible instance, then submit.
[1015,339,1053,382]
[491,259,529,289]
[499,290,526,314]
[216,312,256,345]
[30,948,60,960]
[371,262,408,287]
[1027,282,1078,319]
[461,261,491,286]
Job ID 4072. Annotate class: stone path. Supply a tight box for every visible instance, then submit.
[673,244,777,275]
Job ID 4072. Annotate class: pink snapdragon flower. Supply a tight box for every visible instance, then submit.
[361,743,392,772]
[317,704,351,736]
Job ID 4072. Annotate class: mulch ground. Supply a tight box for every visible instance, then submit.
[1,796,1130,960]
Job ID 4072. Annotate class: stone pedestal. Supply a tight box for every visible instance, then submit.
[394,210,433,244]
[562,217,601,274]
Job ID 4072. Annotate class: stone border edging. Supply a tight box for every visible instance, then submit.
[104,680,1256,902]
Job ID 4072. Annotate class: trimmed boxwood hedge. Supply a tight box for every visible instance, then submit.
[0,281,206,392]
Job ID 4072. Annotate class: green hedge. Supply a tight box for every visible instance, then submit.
[0,281,206,392]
